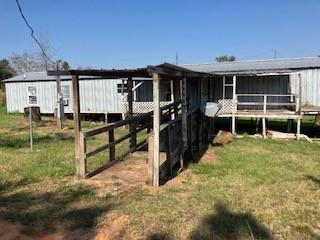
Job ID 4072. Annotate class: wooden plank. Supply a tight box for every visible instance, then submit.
[165,126,172,176]
[83,112,152,137]
[85,125,147,158]
[109,129,115,161]
[152,72,160,187]
[72,74,81,177]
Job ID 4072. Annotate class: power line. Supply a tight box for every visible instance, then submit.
[15,0,55,65]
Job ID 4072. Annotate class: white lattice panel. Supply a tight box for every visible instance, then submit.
[218,99,237,114]
[123,101,172,114]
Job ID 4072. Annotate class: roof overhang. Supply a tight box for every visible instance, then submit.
[48,62,214,80]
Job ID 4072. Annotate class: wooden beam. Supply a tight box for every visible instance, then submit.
[72,74,81,177]
[152,72,160,186]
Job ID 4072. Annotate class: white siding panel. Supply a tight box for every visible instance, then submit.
[5,79,124,114]
[290,69,320,106]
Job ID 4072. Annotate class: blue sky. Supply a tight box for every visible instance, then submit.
[1,0,320,68]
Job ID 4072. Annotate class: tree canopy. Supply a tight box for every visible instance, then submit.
[0,59,15,81]
[215,55,236,62]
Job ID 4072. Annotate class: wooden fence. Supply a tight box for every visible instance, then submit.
[148,108,204,183]
[78,101,181,178]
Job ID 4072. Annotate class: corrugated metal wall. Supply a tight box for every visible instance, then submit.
[5,79,123,114]
[135,80,172,102]
[290,69,320,106]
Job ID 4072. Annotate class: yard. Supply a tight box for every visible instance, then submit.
[0,105,320,239]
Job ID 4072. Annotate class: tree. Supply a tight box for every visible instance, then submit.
[8,34,71,74]
[215,55,236,62]
[0,59,15,81]
[61,61,70,71]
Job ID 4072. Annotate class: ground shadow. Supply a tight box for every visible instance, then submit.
[146,232,173,240]
[0,132,73,149]
[306,175,320,187]
[189,202,273,240]
[0,184,114,238]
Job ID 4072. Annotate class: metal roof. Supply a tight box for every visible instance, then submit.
[182,57,320,75]
[2,71,73,83]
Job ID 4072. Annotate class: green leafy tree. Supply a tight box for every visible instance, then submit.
[215,55,236,62]
[61,61,70,71]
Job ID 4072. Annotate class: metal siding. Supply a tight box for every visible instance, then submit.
[290,69,320,106]
[5,79,124,114]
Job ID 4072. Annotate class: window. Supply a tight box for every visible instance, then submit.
[27,86,37,105]
[61,85,70,106]
[117,82,128,94]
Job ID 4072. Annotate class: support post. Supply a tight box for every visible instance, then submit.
[297,118,301,140]
[127,77,136,150]
[56,61,64,129]
[262,117,266,138]
[263,95,267,114]
[29,106,33,150]
[152,72,160,186]
[298,73,302,115]
[170,80,175,120]
[181,77,187,164]
[231,75,237,134]
[222,76,226,100]
[72,74,81,177]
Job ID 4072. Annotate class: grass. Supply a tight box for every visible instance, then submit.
[0,105,320,239]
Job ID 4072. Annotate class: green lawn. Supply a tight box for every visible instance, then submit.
[0,106,320,239]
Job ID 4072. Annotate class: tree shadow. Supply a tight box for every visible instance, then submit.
[305,175,320,187]
[0,184,114,238]
[189,202,273,240]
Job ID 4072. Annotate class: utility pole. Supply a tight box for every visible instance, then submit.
[56,60,64,129]
[273,49,278,59]
[176,52,179,65]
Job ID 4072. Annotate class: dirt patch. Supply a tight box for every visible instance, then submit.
[199,147,217,165]
[0,220,64,240]
[85,151,149,196]
[0,215,128,240]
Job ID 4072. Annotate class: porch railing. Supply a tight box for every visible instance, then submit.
[219,94,300,115]
[78,101,181,178]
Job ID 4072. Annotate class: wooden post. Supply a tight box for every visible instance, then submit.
[109,129,115,161]
[181,77,187,165]
[231,76,237,134]
[263,95,267,114]
[127,77,136,150]
[152,72,160,186]
[79,132,86,178]
[222,76,226,100]
[72,74,81,177]
[56,61,63,129]
[262,117,266,138]
[147,133,154,185]
[297,118,301,140]
[298,73,302,115]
